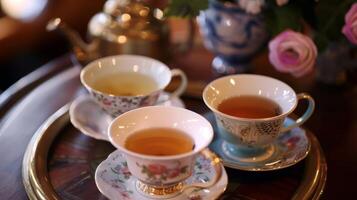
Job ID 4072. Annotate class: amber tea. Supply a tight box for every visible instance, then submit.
[92,72,158,96]
[218,95,281,119]
[124,128,194,156]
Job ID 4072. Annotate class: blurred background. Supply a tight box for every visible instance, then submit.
[0,0,107,90]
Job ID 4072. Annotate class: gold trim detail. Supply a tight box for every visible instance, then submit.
[22,104,70,200]
[136,181,184,196]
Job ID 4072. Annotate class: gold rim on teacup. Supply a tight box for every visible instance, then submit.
[203,74,315,131]
[202,74,315,162]
[108,106,222,198]
[203,74,300,122]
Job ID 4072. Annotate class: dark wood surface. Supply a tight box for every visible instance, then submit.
[0,45,356,199]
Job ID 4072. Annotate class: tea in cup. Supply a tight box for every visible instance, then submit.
[108,106,221,198]
[203,74,315,162]
[80,55,187,117]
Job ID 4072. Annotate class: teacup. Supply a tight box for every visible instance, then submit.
[108,106,221,198]
[203,74,315,162]
[80,55,187,117]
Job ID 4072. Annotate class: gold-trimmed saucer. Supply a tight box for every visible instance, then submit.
[95,150,228,200]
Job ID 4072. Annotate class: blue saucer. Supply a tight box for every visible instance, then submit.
[204,112,311,171]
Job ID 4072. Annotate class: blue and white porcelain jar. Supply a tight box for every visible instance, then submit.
[197,0,268,75]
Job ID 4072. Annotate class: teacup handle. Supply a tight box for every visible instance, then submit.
[157,69,188,104]
[280,93,315,133]
[181,149,222,192]
[169,69,188,98]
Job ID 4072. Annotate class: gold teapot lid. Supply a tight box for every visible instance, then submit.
[88,0,166,42]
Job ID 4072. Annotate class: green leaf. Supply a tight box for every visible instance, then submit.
[264,4,302,36]
[180,166,188,173]
[142,166,148,174]
[161,175,167,181]
[314,32,329,53]
[315,0,354,41]
[164,0,209,18]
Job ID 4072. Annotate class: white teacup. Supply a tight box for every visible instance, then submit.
[108,106,221,198]
[203,74,315,162]
[80,55,187,117]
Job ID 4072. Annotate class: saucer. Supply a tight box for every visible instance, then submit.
[205,112,311,171]
[69,93,185,141]
[95,150,228,200]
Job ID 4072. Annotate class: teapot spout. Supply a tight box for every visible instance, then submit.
[47,18,98,65]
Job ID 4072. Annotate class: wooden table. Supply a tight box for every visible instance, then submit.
[0,46,355,199]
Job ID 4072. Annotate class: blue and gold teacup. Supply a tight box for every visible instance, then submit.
[203,74,315,162]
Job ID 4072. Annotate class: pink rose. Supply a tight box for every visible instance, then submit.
[342,3,357,45]
[147,164,167,175]
[268,30,317,77]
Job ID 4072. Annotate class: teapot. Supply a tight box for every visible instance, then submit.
[47,0,193,66]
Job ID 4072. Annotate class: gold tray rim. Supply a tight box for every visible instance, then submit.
[22,103,327,200]
[22,104,69,200]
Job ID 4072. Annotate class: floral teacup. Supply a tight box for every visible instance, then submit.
[203,74,315,162]
[108,106,222,198]
[80,55,187,117]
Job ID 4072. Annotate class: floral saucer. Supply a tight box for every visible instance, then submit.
[95,150,228,200]
[205,112,311,171]
[69,93,185,141]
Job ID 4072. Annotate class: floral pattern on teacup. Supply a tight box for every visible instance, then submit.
[89,90,160,117]
[96,151,224,200]
[136,162,189,184]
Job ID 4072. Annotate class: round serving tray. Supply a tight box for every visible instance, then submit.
[22,104,326,200]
